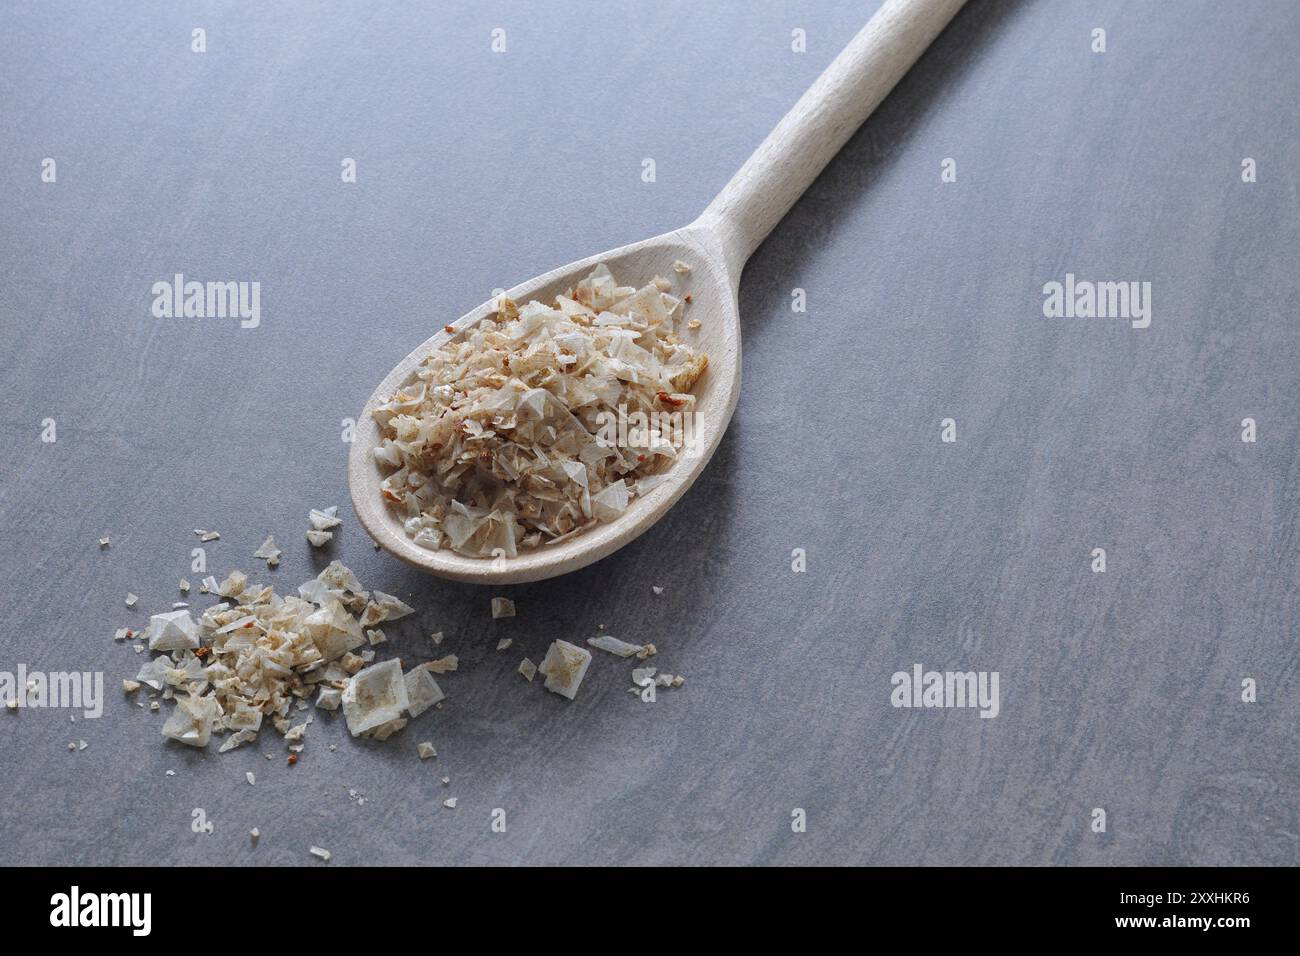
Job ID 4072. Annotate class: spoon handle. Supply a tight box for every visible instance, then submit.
[697,0,968,275]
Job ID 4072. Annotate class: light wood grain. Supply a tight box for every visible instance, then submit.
[349,0,967,582]
[699,0,969,276]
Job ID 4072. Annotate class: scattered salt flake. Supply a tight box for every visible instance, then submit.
[372,590,415,621]
[160,694,222,747]
[538,640,592,700]
[636,643,658,661]
[587,635,644,658]
[99,536,110,549]
[496,638,512,651]
[366,628,386,646]
[78,739,88,751]
[424,655,458,675]
[430,631,443,646]
[307,559,367,600]
[283,717,312,742]
[306,530,334,548]
[491,597,515,619]
[632,667,656,686]
[178,579,190,593]
[672,675,685,688]
[214,614,257,636]
[122,680,140,694]
[341,659,409,736]
[441,776,450,786]
[249,828,260,843]
[315,687,342,711]
[309,507,342,531]
[200,575,218,593]
[219,729,257,753]
[404,667,445,718]
[125,593,138,608]
[245,771,256,786]
[367,717,407,740]
[651,586,664,595]
[672,259,692,275]
[518,658,537,682]
[443,798,457,809]
[417,741,437,760]
[253,535,281,565]
[135,657,172,690]
[146,609,199,651]
[309,846,331,862]
[217,570,247,597]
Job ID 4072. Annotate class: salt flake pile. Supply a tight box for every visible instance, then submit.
[372,264,708,558]
[136,560,443,751]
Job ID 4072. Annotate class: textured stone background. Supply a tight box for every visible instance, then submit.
[1,0,1296,865]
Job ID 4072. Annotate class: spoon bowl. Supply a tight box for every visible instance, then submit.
[349,223,740,584]
[349,0,967,583]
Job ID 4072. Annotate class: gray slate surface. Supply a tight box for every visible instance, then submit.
[1,0,1297,866]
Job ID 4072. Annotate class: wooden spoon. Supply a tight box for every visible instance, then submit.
[350,0,968,583]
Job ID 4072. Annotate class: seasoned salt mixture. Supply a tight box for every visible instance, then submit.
[372,264,707,558]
